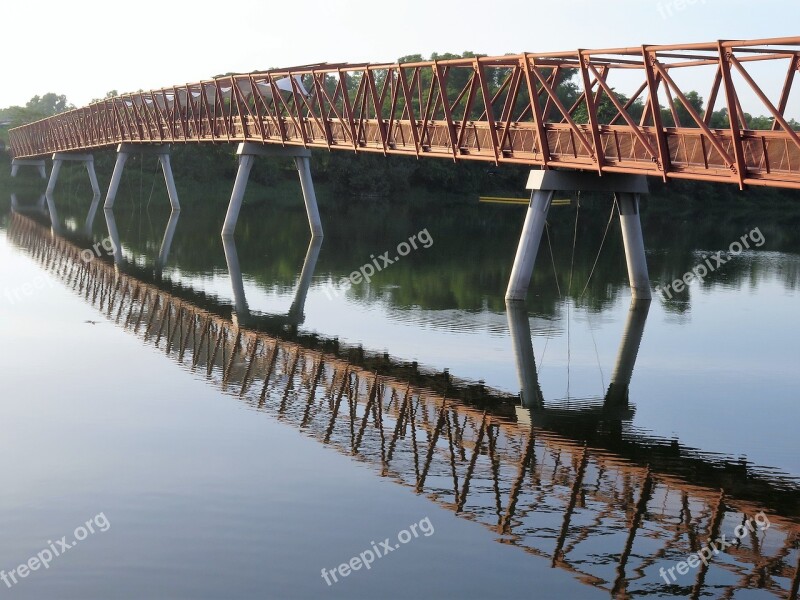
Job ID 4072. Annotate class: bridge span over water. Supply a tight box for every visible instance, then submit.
[8,37,800,302]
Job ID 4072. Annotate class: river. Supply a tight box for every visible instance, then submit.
[1,165,798,599]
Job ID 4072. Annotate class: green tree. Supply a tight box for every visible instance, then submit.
[25,93,71,117]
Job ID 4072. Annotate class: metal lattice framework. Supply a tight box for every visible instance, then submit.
[7,212,800,598]
[8,38,800,189]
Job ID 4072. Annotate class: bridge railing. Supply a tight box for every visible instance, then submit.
[9,38,800,189]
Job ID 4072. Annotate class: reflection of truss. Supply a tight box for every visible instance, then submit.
[7,213,799,598]
[9,38,800,189]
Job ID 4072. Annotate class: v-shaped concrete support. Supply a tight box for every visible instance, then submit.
[104,143,180,211]
[506,171,651,301]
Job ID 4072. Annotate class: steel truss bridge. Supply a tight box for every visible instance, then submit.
[8,37,800,190]
[7,211,799,599]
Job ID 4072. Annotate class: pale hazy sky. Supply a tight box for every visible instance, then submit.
[3,0,799,115]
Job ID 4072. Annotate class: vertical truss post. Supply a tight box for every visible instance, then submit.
[717,42,748,189]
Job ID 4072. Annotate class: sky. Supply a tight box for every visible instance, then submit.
[2,0,799,116]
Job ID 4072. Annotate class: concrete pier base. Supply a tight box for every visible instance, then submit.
[104,144,180,211]
[222,143,322,238]
[11,158,47,179]
[46,153,101,197]
[505,171,650,301]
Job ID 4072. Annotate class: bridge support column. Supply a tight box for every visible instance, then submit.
[11,158,47,179]
[222,143,322,238]
[506,190,554,301]
[45,153,101,197]
[617,193,651,300]
[104,144,180,211]
[505,171,651,301]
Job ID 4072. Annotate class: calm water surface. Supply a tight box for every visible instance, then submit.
[1,167,798,599]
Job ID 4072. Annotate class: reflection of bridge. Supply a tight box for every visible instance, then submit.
[7,211,799,599]
[10,38,799,305]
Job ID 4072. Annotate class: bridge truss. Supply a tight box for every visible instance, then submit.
[8,37,800,189]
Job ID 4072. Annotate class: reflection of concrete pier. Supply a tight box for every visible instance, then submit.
[156,211,180,278]
[10,194,47,217]
[222,234,322,327]
[507,298,649,422]
[605,299,651,407]
[104,208,180,273]
[7,212,800,600]
[506,300,544,410]
[103,209,123,265]
[44,192,63,236]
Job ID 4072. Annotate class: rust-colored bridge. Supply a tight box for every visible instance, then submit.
[8,37,800,190]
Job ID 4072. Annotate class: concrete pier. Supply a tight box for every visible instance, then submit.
[617,194,652,300]
[222,143,322,238]
[505,171,651,301]
[46,153,101,198]
[11,158,47,179]
[104,144,180,211]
